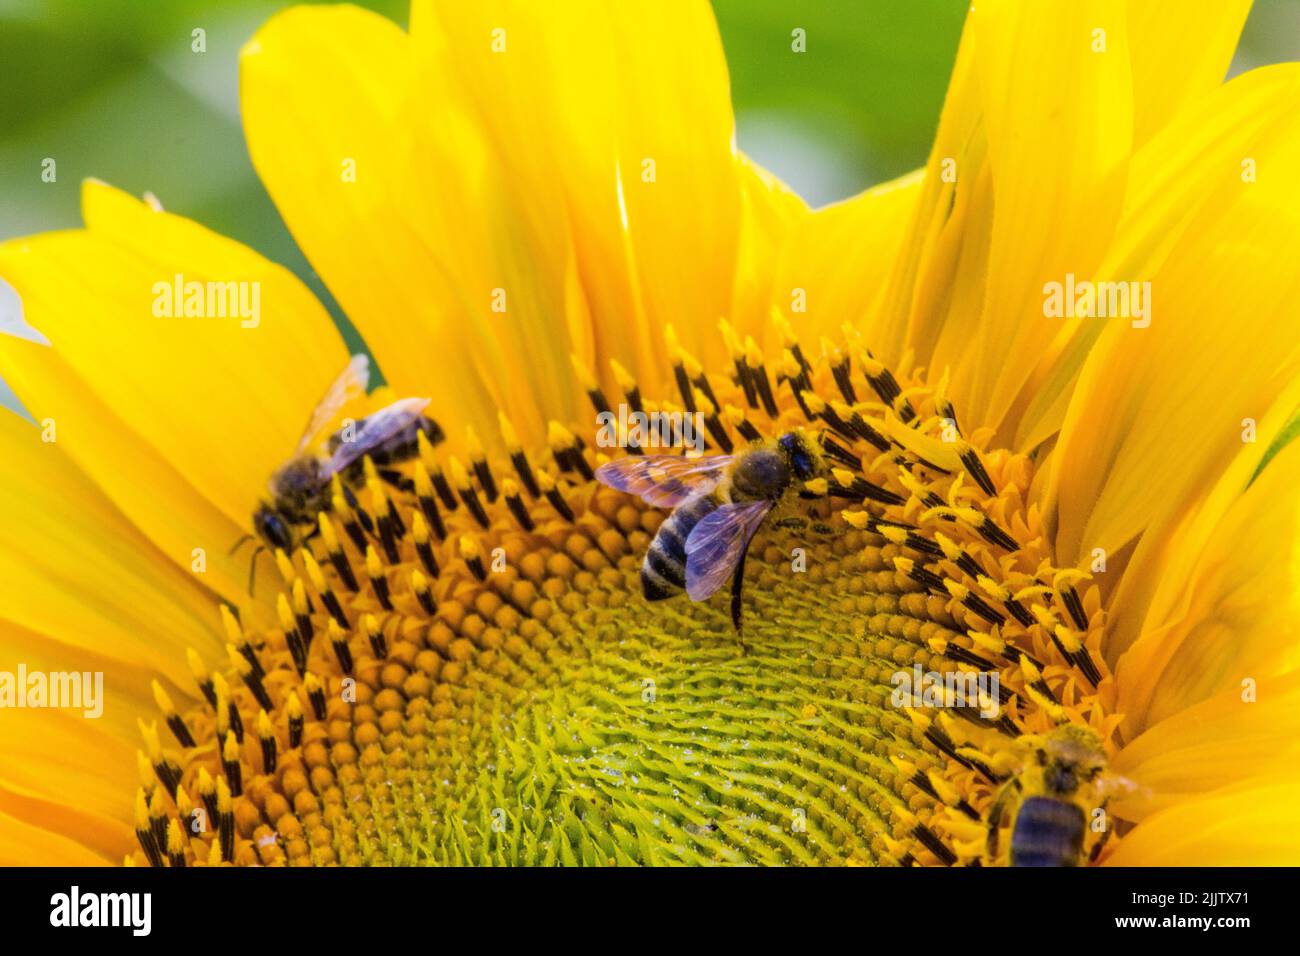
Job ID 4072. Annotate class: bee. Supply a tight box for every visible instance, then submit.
[594,430,826,639]
[986,725,1110,867]
[233,355,443,589]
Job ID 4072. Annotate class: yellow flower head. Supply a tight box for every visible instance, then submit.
[1,0,1299,868]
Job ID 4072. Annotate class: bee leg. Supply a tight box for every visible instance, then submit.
[228,533,255,556]
[247,545,265,597]
[730,546,750,655]
[377,467,416,494]
[771,516,807,531]
[298,523,322,548]
[1088,797,1113,863]
[985,777,1021,863]
[771,516,835,536]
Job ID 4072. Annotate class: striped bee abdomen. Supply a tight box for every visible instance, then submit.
[641,494,718,600]
[1010,796,1086,867]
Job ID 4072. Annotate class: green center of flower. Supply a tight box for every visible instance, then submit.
[132,321,1120,867]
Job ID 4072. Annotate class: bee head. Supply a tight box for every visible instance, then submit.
[253,503,295,552]
[1030,726,1107,798]
[777,430,822,481]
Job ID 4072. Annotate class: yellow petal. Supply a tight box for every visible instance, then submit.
[1127,0,1253,145]
[0,181,348,602]
[0,409,224,863]
[241,5,582,453]
[0,808,116,867]
[1103,780,1300,865]
[770,169,923,349]
[0,339,265,604]
[932,0,1132,439]
[1111,671,1300,823]
[874,21,982,366]
[853,1,1254,450]
[0,410,222,685]
[1042,78,1300,579]
[1014,64,1300,452]
[409,0,744,393]
[0,630,154,865]
[1112,436,1300,731]
[729,154,809,354]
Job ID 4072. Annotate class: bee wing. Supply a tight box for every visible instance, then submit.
[595,454,732,509]
[296,354,371,454]
[322,396,431,478]
[683,500,773,601]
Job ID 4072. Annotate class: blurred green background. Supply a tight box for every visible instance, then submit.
[1,0,1298,418]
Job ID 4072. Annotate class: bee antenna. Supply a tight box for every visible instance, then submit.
[228,533,255,557]
[247,545,265,597]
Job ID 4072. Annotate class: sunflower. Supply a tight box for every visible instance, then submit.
[2,0,1299,867]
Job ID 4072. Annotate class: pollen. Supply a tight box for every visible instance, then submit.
[132,324,1122,867]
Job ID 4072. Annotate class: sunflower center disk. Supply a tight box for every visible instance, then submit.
[137,323,1120,867]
